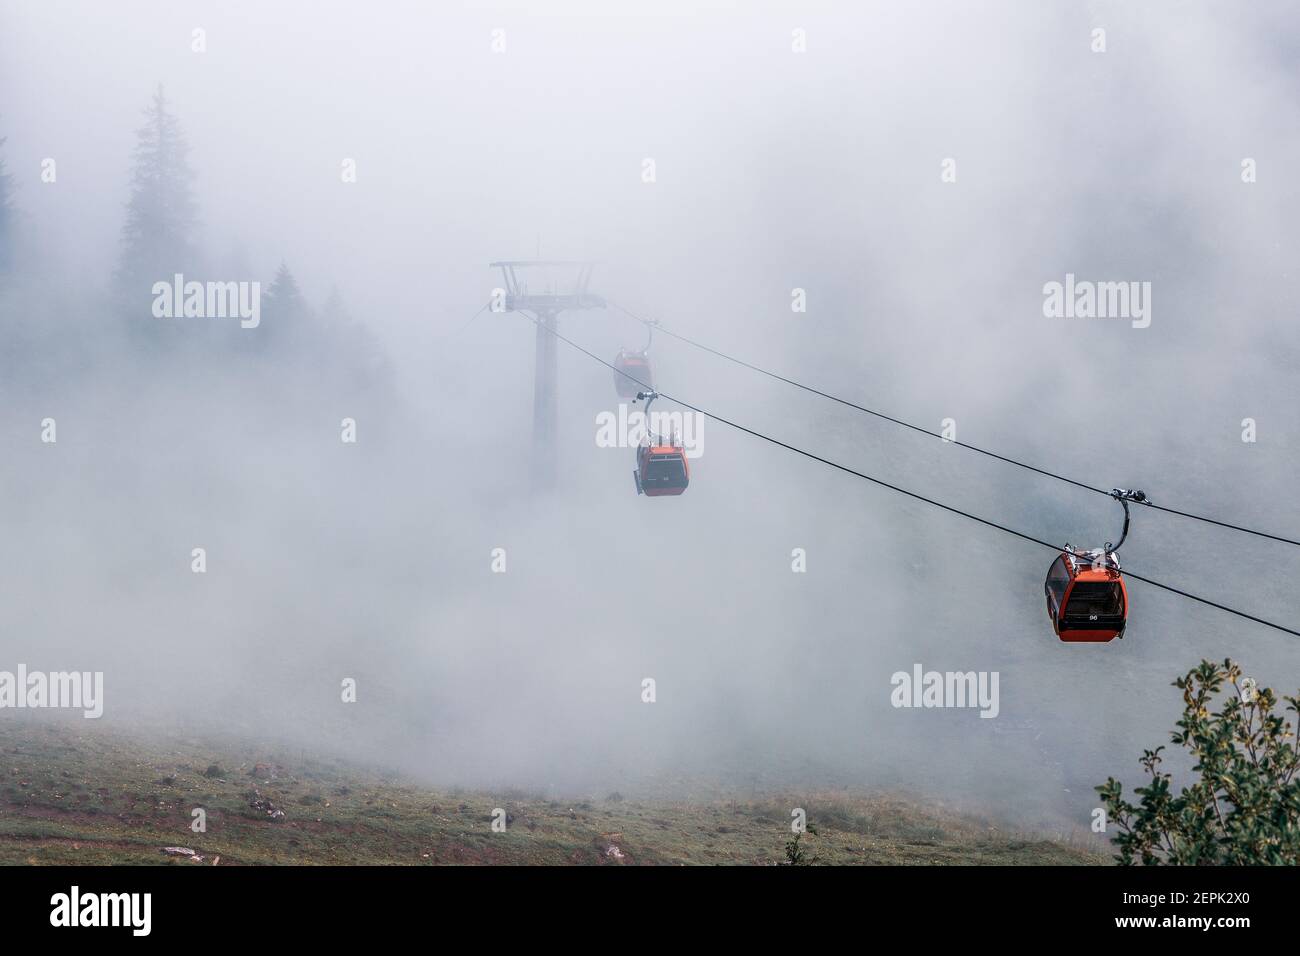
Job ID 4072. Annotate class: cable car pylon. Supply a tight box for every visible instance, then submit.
[489,259,605,491]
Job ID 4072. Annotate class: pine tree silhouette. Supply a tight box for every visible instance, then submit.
[116,85,198,318]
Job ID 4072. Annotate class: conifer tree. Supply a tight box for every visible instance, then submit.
[116,85,198,313]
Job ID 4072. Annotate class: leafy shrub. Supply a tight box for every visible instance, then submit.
[783,823,819,865]
[1096,659,1299,865]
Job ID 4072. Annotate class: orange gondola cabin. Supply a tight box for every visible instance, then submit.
[631,388,689,497]
[1043,549,1128,642]
[634,440,689,497]
[614,350,652,399]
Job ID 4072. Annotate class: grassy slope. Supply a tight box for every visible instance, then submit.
[0,722,1105,865]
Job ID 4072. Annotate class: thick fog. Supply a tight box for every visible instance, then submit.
[1,1,1297,834]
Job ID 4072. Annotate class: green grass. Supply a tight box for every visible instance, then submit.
[0,722,1105,865]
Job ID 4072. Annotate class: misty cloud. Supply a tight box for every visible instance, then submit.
[0,0,1297,834]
